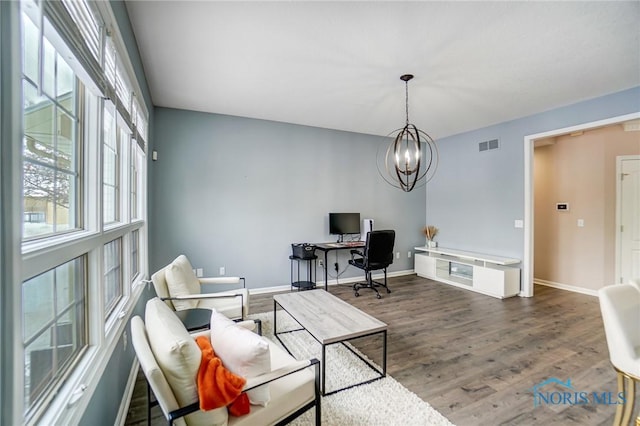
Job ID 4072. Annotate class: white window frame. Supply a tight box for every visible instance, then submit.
[15,1,150,424]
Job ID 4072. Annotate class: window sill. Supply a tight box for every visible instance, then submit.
[22,229,98,256]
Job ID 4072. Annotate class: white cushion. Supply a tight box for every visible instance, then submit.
[229,340,316,426]
[165,255,201,310]
[210,310,271,406]
[198,289,248,320]
[145,298,228,426]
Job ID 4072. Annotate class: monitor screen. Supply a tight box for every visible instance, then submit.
[329,213,361,235]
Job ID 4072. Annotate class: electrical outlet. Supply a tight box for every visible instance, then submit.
[334,262,339,272]
[219,266,225,276]
[396,252,400,259]
[407,251,412,258]
[196,268,203,277]
[318,259,324,268]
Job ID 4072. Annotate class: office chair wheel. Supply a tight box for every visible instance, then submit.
[376,293,382,299]
[355,292,360,297]
[386,289,391,294]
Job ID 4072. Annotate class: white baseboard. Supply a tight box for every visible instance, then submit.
[116,359,140,426]
[534,278,598,297]
[249,269,414,295]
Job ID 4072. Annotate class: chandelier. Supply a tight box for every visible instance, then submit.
[377,74,438,192]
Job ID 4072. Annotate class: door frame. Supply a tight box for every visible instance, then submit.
[616,154,640,285]
[522,112,640,297]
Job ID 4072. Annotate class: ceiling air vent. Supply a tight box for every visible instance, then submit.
[479,139,500,152]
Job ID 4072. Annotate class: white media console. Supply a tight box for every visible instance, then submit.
[414,246,521,299]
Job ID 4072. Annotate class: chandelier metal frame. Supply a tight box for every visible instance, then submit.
[378,74,438,192]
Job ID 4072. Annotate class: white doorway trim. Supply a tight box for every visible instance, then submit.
[522,112,640,297]
[616,154,640,285]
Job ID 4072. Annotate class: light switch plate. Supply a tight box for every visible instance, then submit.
[514,220,524,228]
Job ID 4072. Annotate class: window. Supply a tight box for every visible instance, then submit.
[22,257,87,413]
[22,15,80,239]
[17,0,149,422]
[102,105,119,224]
[130,142,143,220]
[131,230,139,281]
[103,239,122,318]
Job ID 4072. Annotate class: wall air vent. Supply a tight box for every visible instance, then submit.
[479,139,500,152]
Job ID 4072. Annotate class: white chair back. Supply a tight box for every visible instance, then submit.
[598,284,640,377]
[130,316,186,426]
[151,267,176,310]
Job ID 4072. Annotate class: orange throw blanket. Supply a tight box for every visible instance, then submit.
[195,336,250,416]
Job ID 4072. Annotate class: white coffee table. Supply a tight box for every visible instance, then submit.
[273,290,387,395]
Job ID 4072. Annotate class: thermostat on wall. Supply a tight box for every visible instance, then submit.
[556,203,569,211]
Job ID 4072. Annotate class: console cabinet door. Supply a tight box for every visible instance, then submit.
[473,266,504,297]
[473,265,520,298]
[415,253,437,279]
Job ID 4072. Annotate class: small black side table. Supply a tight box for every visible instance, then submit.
[289,254,317,291]
[174,308,211,332]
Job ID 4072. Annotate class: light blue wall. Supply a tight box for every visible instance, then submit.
[149,108,427,287]
[427,87,640,262]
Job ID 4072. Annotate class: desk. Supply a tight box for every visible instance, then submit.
[313,241,365,291]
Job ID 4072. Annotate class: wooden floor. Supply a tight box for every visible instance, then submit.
[125,275,637,425]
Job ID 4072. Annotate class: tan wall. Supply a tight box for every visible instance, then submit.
[534,125,640,291]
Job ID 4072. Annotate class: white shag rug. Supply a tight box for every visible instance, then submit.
[249,310,455,426]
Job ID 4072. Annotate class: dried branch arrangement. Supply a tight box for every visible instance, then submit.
[422,225,438,240]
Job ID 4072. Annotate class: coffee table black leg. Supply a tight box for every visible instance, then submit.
[273,300,278,338]
[322,344,326,395]
[383,330,387,376]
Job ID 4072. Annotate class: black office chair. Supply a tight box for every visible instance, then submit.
[349,230,395,299]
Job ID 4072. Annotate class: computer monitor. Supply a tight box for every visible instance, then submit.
[329,213,361,236]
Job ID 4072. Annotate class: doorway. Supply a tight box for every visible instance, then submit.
[523,112,640,297]
[616,155,640,285]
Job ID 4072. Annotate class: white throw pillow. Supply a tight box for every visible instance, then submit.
[210,310,271,406]
[165,255,201,310]
[145,298,228,426]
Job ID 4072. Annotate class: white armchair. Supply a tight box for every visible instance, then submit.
[598,283,640,426]
[152,255,249,320]
[131,298,320,426]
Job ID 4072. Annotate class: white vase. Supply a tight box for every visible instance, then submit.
[427,240,437,248]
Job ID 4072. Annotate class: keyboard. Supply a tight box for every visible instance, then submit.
[344,241,363,247]
[326,241,363,248]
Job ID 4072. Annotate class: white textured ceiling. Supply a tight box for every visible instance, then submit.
[124,1,640,139]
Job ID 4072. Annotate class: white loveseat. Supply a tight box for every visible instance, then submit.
[131,297,320,425]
